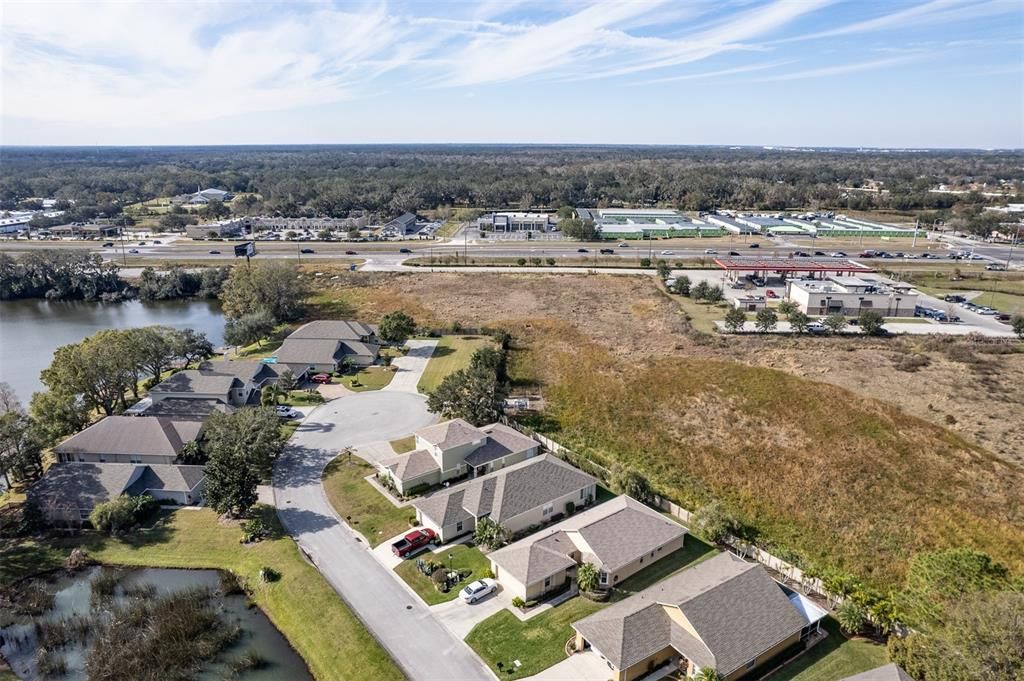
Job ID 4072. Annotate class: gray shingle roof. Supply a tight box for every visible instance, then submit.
[30,462,204,510]
[142,398,234,421]
[381,449,440,483]
[412,455,595,528]
[415,419,487,450]
[198,360,279,382]
[287,320,378,341]
[489,496,687,585]
[275,338,343,366]
[573,553,806,676]
[54,416,201,459]
[464,423,538,467]
[841,664,915,681]
[150,370,240,396]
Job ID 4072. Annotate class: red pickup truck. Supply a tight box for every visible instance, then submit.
[391,529,437,558]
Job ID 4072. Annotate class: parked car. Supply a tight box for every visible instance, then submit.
[345,250,358,255]
[459,578,498,604]
[660,250,674,255]
[274,406,300,419]
[300,248,315,254]
[208,250,221,254]
[986,264,1006,271]
[391,529,437,558]
[813,251,826,256]
[943,294,967,303]
[703,248,717,254]
[399,248,412,253]
[766,290,778,299]
[806,322,828,335]
[310,373,332,384]
[829,251,848,258]
[995,313,1011,322]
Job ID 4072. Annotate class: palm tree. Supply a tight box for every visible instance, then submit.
[694,667,722,681]
[576,563,599,593]
[836,600,868,635]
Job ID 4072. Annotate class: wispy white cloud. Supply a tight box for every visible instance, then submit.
[632,60,796,85]
[756,55,924,81]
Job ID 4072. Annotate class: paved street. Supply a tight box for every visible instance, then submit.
[272,346,496,681]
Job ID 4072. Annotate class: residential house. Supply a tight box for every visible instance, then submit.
[30,462,206,523]
[377,419,540,495]
[274,320,381,375]
[411,454,597,543]
[489,496,687,601]
[841,665,914,681]
[53,416,202,465]
[147,360,279,409]
[572,552,827,681]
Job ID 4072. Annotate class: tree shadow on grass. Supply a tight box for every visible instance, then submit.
[428,345,455,358]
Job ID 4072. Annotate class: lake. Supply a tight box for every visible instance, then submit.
[0,566,313,681]
[0,299,225,404]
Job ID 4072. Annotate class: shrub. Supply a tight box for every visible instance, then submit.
[89,494,157,534]
[639,258,651,267]
[611,466,653,503]
[259,566,280,583]
[895,353,931,372]
[546,257,556,266]
[565,500,576,516]
[577,563,599,592]
[694,499,739,543]
[836,599,869,634]
[516,258,526,266]
[473,517,510,549]
[511,596,525,608]
[240,515,270,544]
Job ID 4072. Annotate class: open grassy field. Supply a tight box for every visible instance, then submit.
[306,271,1024,592]
[418,335,495,393]
[343,365,395,391]
[321,456,410,546]
[0,509,402,681]
[393,543,490,605]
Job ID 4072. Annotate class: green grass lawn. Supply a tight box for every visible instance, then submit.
[321,456,411,546]
[0,509,403,681]
[236,338,284,359]
[466,596,604,680]
[418,335,495,393]
[762,618,888,681]
[390,435,416,453]
[282,389,325,406]
[467,540,714,679]
[394,543,491,605]
[343,366,396,392]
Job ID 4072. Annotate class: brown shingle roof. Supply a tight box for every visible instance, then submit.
[464,422,538,467]
[29,462,204,511]
[150,370,240,396]
[381,449,440,483]
[841,664,915,681]
[415,419,486,450]
[287,320,378,341]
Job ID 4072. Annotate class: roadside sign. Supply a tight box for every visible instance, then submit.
[233,241,256,257]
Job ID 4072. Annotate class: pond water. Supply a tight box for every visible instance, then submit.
[0,298,225,404]
[0,566,312,681]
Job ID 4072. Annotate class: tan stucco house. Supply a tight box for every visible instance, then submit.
[274,320,380,375]
[54,416,202,465]
[572,552,827,681]
[377,419,540,495]
[489,496,687,601]
[411,454,597,543]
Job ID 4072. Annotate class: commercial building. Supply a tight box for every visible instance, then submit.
[478,212,555,233]
[704,214,758,235]
[187,188,234,204]
[571,552,827,681]
[713,256,873,283]
[786,276,919,317]
[489,496,687,601]
[185,218,246,239]
[578,208,722,240]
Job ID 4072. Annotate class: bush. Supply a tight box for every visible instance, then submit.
[511,596,525,608]
[565,500,576,516]
[516,258,526,266]
[259,566,280,583]
[89,494,158,534]
[694,499,739,543]
[640,258,652,267]
[240,515,270,543]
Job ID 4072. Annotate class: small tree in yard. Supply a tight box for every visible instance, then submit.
[789,310,810,333]
[640,257,651,267]
[859,309,886,336]
[694,669,723,681]
[277,369,296,394]
[690,280,710,300]
[473,517,509,550]
[836,599,869,635]
[656,261,670,278]
[754,308,778,333]
[612,466,653,503]
[823,313,848,335]
[778,300,797,317]
[379,311,416,345]
[723,307,747,333]
[704,284,724,303]
[694,499,739,543]
[577,563,600,593]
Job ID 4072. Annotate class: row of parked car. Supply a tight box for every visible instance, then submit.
[914,305,961,323]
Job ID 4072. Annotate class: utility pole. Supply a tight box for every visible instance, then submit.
[120,217,128,266]
[1004,222,1022,272]
[911,218,919,249]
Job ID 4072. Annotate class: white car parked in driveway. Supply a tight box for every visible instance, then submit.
[459,578,497,604]
[275,406,300,419]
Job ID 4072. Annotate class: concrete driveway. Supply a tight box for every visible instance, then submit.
[524,650,614,681]
[273,390,491,679]
[386,339,437,393]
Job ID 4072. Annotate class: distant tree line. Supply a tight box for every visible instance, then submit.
[1,146,1020,235]
[137,266,229,301]
[0,251,129,301]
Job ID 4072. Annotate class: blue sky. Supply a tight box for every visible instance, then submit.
[1,0,1021,148]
